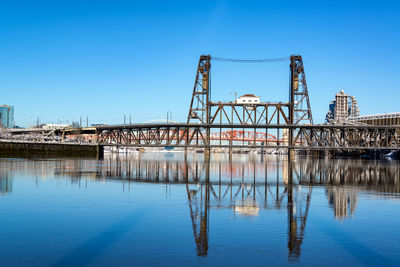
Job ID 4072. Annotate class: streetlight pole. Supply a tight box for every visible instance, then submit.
[167,111,169,123]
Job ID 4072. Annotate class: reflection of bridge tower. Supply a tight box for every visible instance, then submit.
[182,155,313,260]
[86,153,315,260]
[287,159,312,260]
[187,183,210,257]
[186,155,210,257]
[326,187,358,220]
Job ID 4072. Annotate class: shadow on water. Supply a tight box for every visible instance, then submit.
[53,208,147,267]
[1,153,399,263]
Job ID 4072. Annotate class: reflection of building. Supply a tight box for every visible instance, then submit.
[282,158,288,184]
[0,177,12,194]
[234,199,259,216]
[326,90,359,124]
[326,187,358,220]
[0,105,15,128]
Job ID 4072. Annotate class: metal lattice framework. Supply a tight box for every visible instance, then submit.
[290,55,313,125]
[187,55,211,124]
[209,102,290,125]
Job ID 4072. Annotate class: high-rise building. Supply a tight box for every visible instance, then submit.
[0,105,15,128]
[325,90,359,124]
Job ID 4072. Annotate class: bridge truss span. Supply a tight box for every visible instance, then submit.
[295,125,400,150]
[209,102,290,126]
[95,124,400,150]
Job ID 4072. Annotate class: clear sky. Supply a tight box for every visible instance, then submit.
[0,0,399,126]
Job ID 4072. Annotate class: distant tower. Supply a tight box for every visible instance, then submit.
[0,105,15,128]
[334,90,349,123]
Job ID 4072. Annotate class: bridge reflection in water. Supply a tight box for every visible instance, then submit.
[7,154,398,260]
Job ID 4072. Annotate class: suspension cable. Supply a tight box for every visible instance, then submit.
[212,56,290,63]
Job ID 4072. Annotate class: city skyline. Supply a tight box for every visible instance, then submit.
[1,0,399,127]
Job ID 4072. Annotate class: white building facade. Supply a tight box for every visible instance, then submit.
[235,94,260,104]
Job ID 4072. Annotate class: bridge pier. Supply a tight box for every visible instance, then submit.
[289,149,296,159]
[97,145,104,160]
[204,147,211,160]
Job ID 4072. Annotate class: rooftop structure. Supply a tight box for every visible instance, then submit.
[40,124,70,130]
[235,94,260,104]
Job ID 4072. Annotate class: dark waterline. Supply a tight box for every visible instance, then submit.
[0,153,399,266]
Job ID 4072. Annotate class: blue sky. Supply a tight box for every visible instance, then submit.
[0,0,399,126]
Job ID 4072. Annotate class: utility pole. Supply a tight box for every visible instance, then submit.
[86,116,88,127]
[124,115,126,125]
[129,114,132,124]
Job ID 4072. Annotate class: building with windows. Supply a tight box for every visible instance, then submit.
[347,112,400,126]
[325,90,359,124]
[0,105,15,128]
[326,90,400,126]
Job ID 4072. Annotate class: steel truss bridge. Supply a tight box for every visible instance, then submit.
[7,54,399,152]
[92,54,400,151]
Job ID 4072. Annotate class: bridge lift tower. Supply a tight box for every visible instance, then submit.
[187,54,313,126]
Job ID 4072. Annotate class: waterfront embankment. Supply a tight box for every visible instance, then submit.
[0,141,103,158]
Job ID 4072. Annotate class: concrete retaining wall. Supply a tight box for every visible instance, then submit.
[0,141,103,158]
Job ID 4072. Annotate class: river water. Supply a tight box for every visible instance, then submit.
[0,153,399,266]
